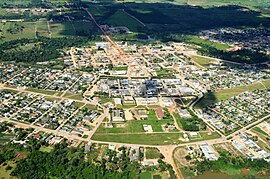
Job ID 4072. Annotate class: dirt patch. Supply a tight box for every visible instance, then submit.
[14,151,28,161]
[173,147,189,167]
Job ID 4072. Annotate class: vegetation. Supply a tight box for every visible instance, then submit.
[196,151,270,176]
[173,109,206,131]
[145,148,162,159]
[173,35,270,64]
[92,132,184,145]
[0,140,176,179]
[0,37,95,63]
[196,79,270,108]
[11,144,140,178]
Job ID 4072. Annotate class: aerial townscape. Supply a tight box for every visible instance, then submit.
[0,0,269,179]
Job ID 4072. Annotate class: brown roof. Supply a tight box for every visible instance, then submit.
[156,107,164,119]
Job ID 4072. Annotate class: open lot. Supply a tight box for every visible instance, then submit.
[105,10,144,32]
[96,119,175,133]
[92,132,185,145]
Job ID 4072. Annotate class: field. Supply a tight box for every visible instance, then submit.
[0,0,31,6]
[92,132,184,145]
[124,0,270,14]
[139,172,152,179]
[26,87,60,96]
[191,55,216,68]
[145,147,161,159]
[253,127,269,137]
[39,146,53,153]
[105,10,144,32]
[0,22,36,42]
[93,130,219,145]
[95,119,174,133]
[0,134,14,145]
[0,160,17,179]
[196,79,270,108]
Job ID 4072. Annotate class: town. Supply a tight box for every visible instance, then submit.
[0,0,270,178]
[0,41,270,178]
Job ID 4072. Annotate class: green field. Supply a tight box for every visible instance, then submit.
[0,160,17,179]
[0,134,14,145]
[37,20,50,38]
[105,10,144,32]
[39,146,53,153]
[123,0,270,14]
[191,55,218,68]
[92,132,184,145]
[96,119,174,133]
[196,79,270,108]
[0,22,36,42]
[92,130,220,145]
[139,172,152,179]
[145,147,161,159]
[253,127,269,137]
[26,87,59,96]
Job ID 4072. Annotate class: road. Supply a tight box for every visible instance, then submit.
[83,8,125,56]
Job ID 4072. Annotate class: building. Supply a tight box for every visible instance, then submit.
[143,124,153,133]
[111,110,125,122]
[200,143,218,161]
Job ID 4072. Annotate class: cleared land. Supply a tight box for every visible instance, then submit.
[92,131,219,145]
[145,147,161,159]
[92,132,185,145]
[105,10,144,32]
[96,119,174,133]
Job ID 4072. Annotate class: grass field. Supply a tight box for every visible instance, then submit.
[26,87,58,96]
[96,119,174,133]
[145,147,161,159]
[0,22,36,42]
[92,132,184,145]
[93,130,220,145]
[105,10,144,32]
[39,146,53,153]
[63,93,84,100]
[0,160,17,179]
[0,134,14,145]
[196,79,270,108]
[190,131,220,141]
[124,0,270,14]
[112,66,128,71]
[139,172,152,179]
[37,19,50,38]
[191,55,218,68]
[253,127,269,137]
[49,22,75,37]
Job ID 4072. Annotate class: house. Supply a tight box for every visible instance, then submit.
[200,143,218,161]
[178,86,194,95]
[114,98,122,105]
[109,144,116,151]
[178,108,192,119]
[189,132,198,137]
[135,97,158,105]
[124,96,135,104]
[111,110,125,122]
[161,97,173,107]
[84,143,91,154]
[156,107,164,119]
[143,124,153,133]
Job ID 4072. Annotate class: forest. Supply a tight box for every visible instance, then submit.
[196,151,270,174]
[0,37,96,63]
